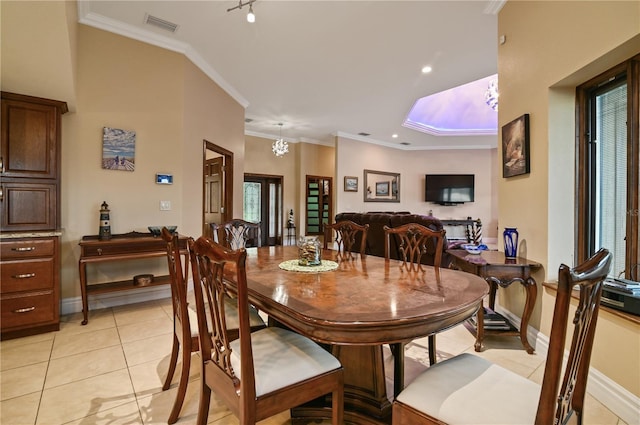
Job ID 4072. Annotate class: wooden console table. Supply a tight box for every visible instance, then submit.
[447,249,541,353]
[78,232,187,325]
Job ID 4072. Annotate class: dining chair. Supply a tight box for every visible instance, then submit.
[323,220,369,257]
[392,248,612,425]
[211,219,261,249]
[188,236,344,425]
[160,228,265,424]
[384,222,446,396]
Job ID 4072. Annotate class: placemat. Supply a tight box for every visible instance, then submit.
[278,259,339,273]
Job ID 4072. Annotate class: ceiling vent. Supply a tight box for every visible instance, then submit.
[245,118,254,123]
[358,132,370,136]
[144,14,179,33]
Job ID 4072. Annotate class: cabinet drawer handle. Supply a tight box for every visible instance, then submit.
[97,248,103,256]
[0,156,4,173]
[13,273,36,279]
[12,247,36,252]
[13,306,36,314]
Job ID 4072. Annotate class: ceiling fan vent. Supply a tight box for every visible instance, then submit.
[144,14,179,33]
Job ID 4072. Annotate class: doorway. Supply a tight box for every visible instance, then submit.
[244,174,283,246]
[203,140,233,238]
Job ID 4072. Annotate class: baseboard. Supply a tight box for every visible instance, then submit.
[60,285,172,316]
[498,308,640,425]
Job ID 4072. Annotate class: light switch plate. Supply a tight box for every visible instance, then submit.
[160,200,171,211]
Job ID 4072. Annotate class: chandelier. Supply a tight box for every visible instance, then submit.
[272,123,289,157]
[485,78,499,111]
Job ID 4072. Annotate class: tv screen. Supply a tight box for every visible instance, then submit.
[425,174,475,204]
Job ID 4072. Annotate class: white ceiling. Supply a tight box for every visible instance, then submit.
[78,1,503,150]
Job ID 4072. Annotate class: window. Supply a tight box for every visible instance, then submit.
[576,54,640,280]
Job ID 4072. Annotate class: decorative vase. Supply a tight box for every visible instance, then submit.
[503,227,519,258]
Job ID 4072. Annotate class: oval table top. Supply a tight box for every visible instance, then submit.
[243,246,489,345]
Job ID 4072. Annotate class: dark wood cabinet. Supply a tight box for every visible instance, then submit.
[1,92,67,231]
[0,92,66,339]
[0,236,60,339]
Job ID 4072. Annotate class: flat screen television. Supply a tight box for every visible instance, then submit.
[425,174,475,205]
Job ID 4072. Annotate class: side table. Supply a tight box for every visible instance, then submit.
[78,231,187,325]
[285,224,296,246]
[447,249,542,353]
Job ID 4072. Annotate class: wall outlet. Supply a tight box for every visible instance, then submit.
[160,200,171,211]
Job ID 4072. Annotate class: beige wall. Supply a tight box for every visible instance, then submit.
[335,136,499,240]
[2,5,246,303]
[498,1,640,400]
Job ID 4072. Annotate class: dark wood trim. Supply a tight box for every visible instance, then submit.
[575,53,640,277]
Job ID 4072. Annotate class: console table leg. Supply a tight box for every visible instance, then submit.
[79,262,88,325]
[520,277,537,354]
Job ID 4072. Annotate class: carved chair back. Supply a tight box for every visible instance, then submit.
[384,223,445,270]
[161,227,195,424]
[212,219,261,249]
[323,220,369,257]
[536,247,612,424]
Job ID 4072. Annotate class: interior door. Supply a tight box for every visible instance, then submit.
[203,140,233,238]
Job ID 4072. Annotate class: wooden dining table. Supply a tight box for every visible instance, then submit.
[243,246,488,425]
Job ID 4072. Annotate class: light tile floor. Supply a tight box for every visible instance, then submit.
[0,298,627,425]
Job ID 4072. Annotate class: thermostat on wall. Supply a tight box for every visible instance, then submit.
[156,173,173,185]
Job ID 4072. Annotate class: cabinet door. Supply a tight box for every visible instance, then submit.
[0,180,57,231]
[1,97,60,179]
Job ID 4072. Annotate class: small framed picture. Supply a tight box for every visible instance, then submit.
[376,181,390,196]
[344,176,358,192]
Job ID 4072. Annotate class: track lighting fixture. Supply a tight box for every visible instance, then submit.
[227,0,257,23]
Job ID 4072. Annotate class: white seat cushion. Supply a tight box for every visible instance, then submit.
[396,353,540,424]
[230,327,341,397]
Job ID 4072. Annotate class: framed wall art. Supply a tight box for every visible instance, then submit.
[364,169,400,202]
[344,176,358,192]
[376,181,390,196]
[102,127,136,171]
[501,114,530,178]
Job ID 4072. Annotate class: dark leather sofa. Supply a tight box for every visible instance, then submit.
[333,212,450,266]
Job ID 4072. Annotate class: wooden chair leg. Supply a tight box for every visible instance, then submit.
[196,378,212,425]
[163,334,180,391]
[167,345,192,424]
[392,342,406,398]
[332,386,344,425]
[428,335,437,365]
